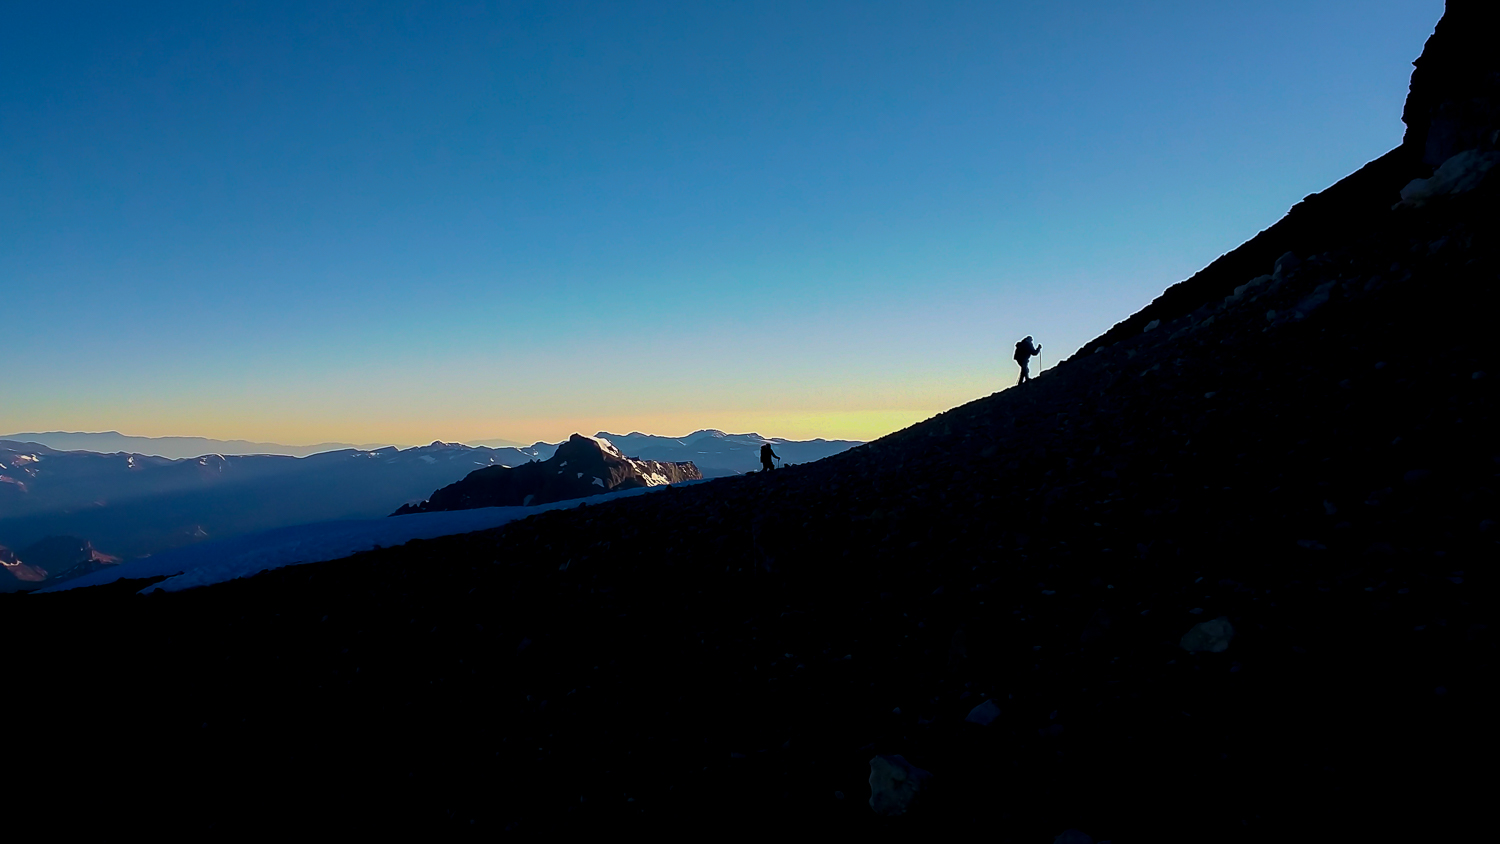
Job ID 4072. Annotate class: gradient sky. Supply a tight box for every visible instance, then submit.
[1,1,1442,446]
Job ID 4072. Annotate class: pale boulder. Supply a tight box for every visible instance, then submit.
[868,754,932,816]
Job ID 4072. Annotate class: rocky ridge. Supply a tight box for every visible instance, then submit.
[0,535,119,593]
[594,429,863,477]
[392,434,702,515]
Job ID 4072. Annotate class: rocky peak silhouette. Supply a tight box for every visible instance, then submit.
[1401,0,1498,168]
[392,433,701,515]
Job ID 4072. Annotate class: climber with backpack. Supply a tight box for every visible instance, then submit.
[1014,336,1041,385]
[760,442,780,472]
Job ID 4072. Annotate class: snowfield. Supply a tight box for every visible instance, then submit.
[40,481,706,595]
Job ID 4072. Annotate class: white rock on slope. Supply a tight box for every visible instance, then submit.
[1397,149,1500,207]
[868,754,932,816]
[1181,616,1235,653]
[965,699,1001,726]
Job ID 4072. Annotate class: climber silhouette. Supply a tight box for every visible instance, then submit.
[1014,336,1041,385]
[760,443,780,472]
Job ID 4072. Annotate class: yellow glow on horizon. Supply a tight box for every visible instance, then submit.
[2,406,947,449]
[4,367,1014,448]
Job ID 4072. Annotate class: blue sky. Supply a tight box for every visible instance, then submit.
[1,1,1442,445]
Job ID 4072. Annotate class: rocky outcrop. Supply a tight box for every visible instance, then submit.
[867,754,932,816]
[0,545,48,592]
[1400,0,1499,168]
[593,430,862,477]
[392,434,701,515]
[0,535,120,593]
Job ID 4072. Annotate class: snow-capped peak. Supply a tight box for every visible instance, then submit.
[574,434,624,458]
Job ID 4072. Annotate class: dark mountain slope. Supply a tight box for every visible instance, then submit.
[1075,148,1411,356]
[4,4,1495,838]
[1078,0,1497,359]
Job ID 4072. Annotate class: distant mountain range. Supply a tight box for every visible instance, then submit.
[0,429,860,473]
[0,429,861,590]
[0,439,552,587]
[0,431,529,459]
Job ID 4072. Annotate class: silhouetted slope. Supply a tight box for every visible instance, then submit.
[1075,148,1412,357]
[3,4,1494,838]
[392,434,701,514]
[1078,0,1498,361]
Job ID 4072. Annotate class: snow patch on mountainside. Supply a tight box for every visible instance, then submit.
[576,434,624,458]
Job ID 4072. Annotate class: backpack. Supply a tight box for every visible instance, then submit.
[1014,341,1029,363]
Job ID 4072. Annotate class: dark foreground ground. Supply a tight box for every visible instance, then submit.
[8,187,1495,840]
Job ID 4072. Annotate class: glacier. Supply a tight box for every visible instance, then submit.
[39,480,707,595]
